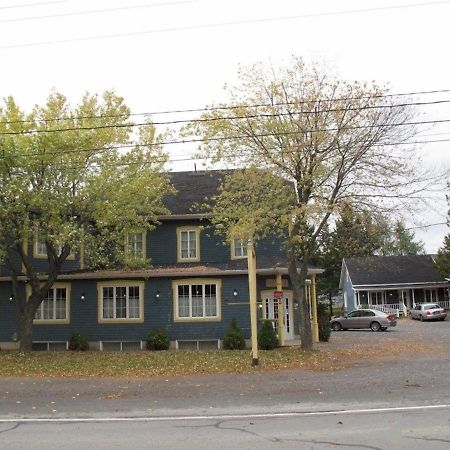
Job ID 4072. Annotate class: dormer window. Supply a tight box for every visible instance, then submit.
[177,227,200,262]
[231,238,248,260]
[33,228,75,260]
[126,231,146,260]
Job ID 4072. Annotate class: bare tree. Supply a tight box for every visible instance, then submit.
[184,57,431,349]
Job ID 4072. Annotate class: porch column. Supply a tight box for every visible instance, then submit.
[247,240,258,366]
[311,274,319,344]
[276,272,285,346]
[79,227,85,270]
[21,223,29,273]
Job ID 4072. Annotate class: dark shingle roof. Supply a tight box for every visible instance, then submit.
[164,170,230,215]
[344,255,445,286]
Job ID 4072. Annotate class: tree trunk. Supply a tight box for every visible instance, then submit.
[288,256,313,350]
[19,309,35,352]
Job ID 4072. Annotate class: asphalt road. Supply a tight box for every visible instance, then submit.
[1,405,450,449]
[0,319,449,449]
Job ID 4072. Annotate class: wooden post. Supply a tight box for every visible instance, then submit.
[21,220,29,273]
[311,274,319,343]
[79,227,85,270]
[247,240,258,366]
[276,272,285,346]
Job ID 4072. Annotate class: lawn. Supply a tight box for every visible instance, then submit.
[0,344,413,378]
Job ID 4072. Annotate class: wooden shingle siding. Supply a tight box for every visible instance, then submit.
[0,172,308,346]
[0,275,254,344]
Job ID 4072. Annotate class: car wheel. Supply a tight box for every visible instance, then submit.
[370,321,381,332]
[380,327,387,331]
[420,315,424,322]
[440,317,445,321]
[331,322,342,331]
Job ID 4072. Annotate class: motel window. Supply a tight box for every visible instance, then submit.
[173,279,221,321]
[231,238,248,259]
[177,227,200,262]
[98,282,144,323]
[34,284,70,323]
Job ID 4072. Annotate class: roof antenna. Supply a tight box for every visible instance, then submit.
[194,163,197,173]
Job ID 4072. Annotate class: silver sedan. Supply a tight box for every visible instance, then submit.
[410,303,447,321]
[330,309,397,332]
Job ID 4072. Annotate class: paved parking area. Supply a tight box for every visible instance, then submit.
[321,316,450,354]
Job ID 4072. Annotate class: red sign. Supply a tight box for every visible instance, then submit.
[274,290,283,299]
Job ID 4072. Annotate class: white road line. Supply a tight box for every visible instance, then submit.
[1,404,450,424]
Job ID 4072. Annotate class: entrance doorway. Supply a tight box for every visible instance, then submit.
[261,291,294,340]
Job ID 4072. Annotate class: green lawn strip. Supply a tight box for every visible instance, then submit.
[0,346,400,378]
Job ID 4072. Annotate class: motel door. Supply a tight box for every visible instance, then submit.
[262,291,294,340]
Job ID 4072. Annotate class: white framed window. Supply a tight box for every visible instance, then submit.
[172,279,221,322]
[177,227,200,262]
[231,238,248,260]
[126,231,146,260]
[34,283,70,324]
[97,281,144,323]
[33,228,75,260]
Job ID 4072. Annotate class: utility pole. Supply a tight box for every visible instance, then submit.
[247,240,259,366]
[311,274,319,343]
[276,272,285,346]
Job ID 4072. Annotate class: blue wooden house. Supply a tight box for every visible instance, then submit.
[0,170,322,350]
[340,255,450,316]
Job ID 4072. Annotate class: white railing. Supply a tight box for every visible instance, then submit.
[358,303,402,317]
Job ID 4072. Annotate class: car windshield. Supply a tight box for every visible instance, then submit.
[424,304,440,310]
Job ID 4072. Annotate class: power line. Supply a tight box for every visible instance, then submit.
[405,221,448,230]
[2,0,450,49]
[0,1,194,24]
[2,115,450,139]
[2,98,450,135]
[2,89,450,127]
[0,1,65,10]
[1,133,450,165]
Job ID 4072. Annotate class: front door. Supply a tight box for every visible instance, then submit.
[262,291,294,340]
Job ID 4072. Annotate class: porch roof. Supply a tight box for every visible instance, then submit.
[0,260,324,282]
[344,255,446,287]
[353,282,449,291]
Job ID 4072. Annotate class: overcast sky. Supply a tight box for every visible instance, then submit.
[1,0,449,251]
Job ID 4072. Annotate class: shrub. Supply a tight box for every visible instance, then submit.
[258,320,279,350]
[146,327,170,351]
[222,318,246,350]
[68,333,89,351]
[318,303,331,342]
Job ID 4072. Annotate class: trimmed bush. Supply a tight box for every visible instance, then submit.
[222,318,246,350]
[146,327,170,351]
[258,320,279,350]
[318,303,331,342]
[68,333,89,351]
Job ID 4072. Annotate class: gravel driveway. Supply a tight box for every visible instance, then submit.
[321,316,450,354]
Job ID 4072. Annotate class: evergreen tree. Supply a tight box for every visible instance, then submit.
[435,234,450,277]
[381,220,425,256]
[316,205,385,294]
